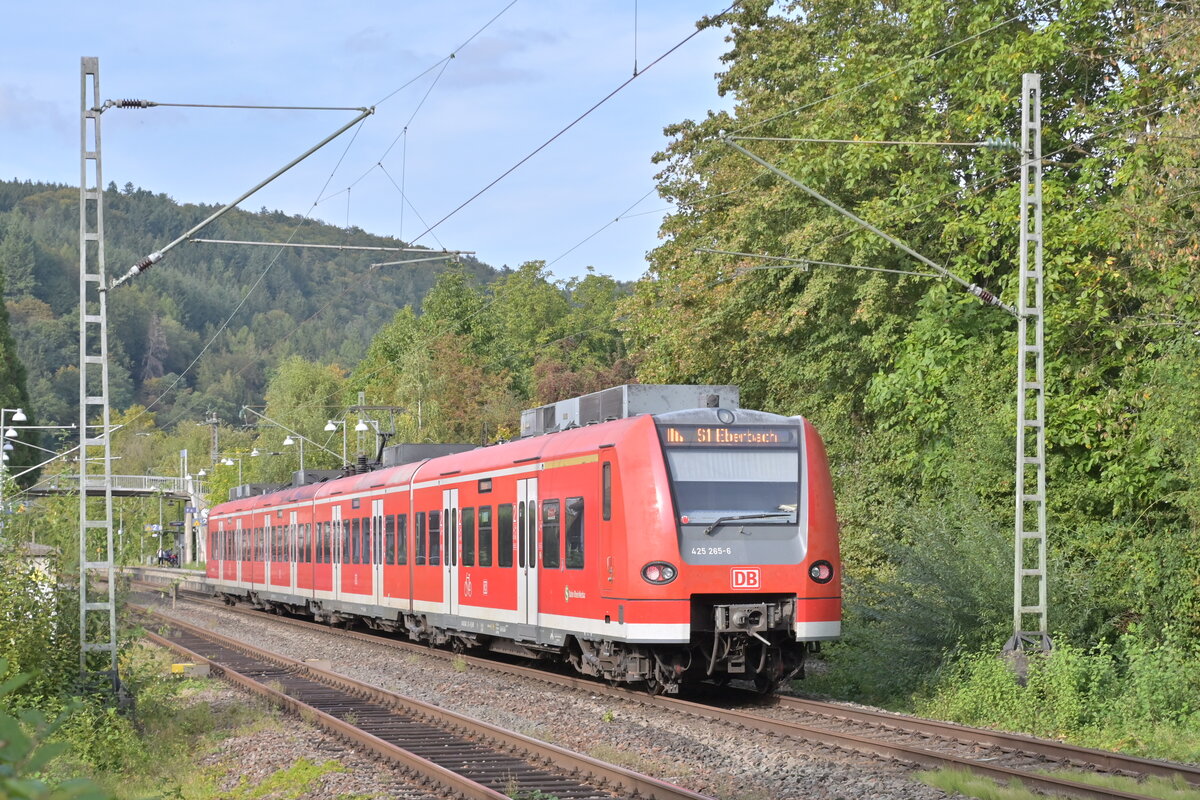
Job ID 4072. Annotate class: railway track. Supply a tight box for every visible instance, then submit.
[130,577,1199,800]
[137,606,713,800]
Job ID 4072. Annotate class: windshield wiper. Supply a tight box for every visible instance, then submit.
[703,512,792,536]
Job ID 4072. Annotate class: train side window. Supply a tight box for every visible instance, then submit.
[341,520,351,565]
[565,497,584,569]
[478,506,492,567]
[416,512,427,565]
[602,462,612,521]
[361,516,371,565]
[541,500,561,569]
[351,518,361,564]
[318,521,327,564]
[385,514,396,565]
[429,510,442,566]
[398,514,408,565]
[461,507,475,567]
[517,502,526,568]
[375,515,383,566]
[498,504,513,568]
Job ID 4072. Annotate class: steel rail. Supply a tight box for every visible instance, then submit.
[765,693,1200,787]
[143,626,507,800]
[128,575,1196,799]
[136,606,712,800]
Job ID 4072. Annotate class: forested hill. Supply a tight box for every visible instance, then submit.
[0,178,500,427]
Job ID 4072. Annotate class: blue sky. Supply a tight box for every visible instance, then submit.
[0,1,735,283]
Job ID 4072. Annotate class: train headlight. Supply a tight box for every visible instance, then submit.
[809,560,834,584]
[642,561,678,585]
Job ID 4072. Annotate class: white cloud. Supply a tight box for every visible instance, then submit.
[0,83,69,134]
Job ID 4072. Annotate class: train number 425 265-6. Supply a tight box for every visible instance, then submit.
[691,546,732,556]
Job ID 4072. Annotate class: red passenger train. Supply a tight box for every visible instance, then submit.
[206,385,841,693]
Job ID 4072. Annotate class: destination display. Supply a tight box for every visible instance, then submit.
[658,425,798,448]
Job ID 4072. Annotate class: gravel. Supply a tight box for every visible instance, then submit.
[175,684,444,799]
[146,596,955,800]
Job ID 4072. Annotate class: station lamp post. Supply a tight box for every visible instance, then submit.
[282,435,305,472]
[325,419,347,466]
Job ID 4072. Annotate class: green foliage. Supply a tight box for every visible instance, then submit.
[918,631,1200,760]
[0,661,110,800]
[0,543,79,699]
[0,179,500,432]
[218,757,346,800]
[347,261,631,446]
[622,0,1200,692]
[807,492,1013,701]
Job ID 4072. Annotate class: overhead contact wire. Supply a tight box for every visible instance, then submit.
[409,1,740,244]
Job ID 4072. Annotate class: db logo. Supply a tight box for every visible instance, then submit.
[730,568,760,590]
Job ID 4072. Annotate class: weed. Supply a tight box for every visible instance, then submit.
[918,768,1042,800]
[451,655,468,673]
[600,709,615,723]
[510,790,561,800]
[587,744,660,775]
[1037,770,1200,800]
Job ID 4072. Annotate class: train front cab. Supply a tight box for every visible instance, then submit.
[588,408,842,692]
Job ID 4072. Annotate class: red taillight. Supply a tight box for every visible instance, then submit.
[809,560,834,583]
[641,561,678,585]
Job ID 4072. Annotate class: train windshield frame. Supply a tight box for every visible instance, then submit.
[662,422,801,522]
[657,423,804,565]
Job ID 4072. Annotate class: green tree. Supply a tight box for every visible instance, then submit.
[621,0,1200,665]
[0,250,35,484]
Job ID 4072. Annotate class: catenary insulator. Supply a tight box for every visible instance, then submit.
[968,283,1000,307]
[114,99,155,109]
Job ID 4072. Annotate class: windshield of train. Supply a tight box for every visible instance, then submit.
[657,424,800,520]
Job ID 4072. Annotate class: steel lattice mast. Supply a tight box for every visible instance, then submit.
[1006,74,1049,654]
[78,57,119,690]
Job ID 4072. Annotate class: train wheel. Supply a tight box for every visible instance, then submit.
[753,674,780,694]
[643,678,665,697]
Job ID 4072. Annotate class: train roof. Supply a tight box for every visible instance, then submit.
[209,406,808,517]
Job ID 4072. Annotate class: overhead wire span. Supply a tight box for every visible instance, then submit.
[547,186,659,268]
[730,136,1018,149]
[104,100,368,112]
[139,108,381,433]
[409,0,740,245]
[373,0,519,107]
[723,136,1018,315]
[327,2,517,239]
[729,0,1056,136]
[182,99,1179,431]
[188,239,473,255]
[378,162,448,250]
[152,10,525,424]
[109,107,374,290]
[758,98,1177,276]
[694,248,941,278]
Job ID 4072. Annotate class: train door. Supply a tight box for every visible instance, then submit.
[235,519,244,587]
[262,514,272,588]
[442,488,459,616]
[331,505,343,601]
[600,459,615,588]
[289,511,298,591]
[517,478,539,626]
[372,498,385,607]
